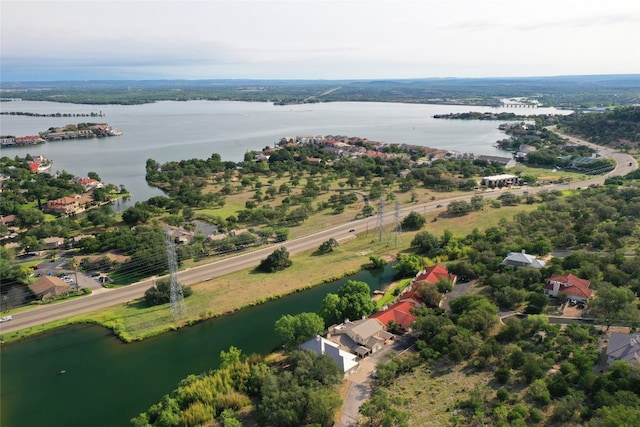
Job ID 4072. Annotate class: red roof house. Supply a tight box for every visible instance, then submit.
[370,300,416,332]
[414,264,457,286]
[544,273,592,302]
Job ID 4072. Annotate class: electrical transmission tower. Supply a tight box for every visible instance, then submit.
[390,199,404,247]
[375,197,385,242]
[165,228,186,320]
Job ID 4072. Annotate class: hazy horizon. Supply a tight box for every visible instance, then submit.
[2,0,639,82]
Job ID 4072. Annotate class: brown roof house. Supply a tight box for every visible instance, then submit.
[544,273,592,302]
[29,276,72,300]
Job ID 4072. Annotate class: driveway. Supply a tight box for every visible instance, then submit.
[336,335,415,427]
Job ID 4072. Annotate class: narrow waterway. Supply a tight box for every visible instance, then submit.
[0,265,395,427]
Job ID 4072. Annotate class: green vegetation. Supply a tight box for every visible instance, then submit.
[319,280,376,326]
[274,312,325,349]
[6,76,640,108]
[130,346,342,427]
[257,247,292,273]
[144,278,193,307]
[557,106,640,148]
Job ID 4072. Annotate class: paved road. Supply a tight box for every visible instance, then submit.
[1,134,636,335]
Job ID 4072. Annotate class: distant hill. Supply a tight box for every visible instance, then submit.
[2,74,639,107]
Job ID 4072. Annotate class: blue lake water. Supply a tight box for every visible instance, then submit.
[1,100,567,205]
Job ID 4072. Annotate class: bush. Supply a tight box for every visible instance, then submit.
[144,278,193,306]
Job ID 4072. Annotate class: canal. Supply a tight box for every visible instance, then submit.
[0,265,395,427]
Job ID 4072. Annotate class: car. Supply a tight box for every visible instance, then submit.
[349,229,355,232]
[0,315,13,323]
[436,204,443,208]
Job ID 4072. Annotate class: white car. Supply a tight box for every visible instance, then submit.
[0,315,13,323]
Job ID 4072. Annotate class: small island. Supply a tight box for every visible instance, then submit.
[0,122,122,147]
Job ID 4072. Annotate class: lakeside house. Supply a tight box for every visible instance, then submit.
[413,264,458,286]
[327,318,393,358]
[45,194,92,216]
[299,335,359,377]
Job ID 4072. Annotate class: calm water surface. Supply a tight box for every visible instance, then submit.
[1,100,567,204]
[1,266,394,427]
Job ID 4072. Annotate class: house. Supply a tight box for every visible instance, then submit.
[28,276,72,300]
[42,236,65,249]
[299,335,359,376]
[370,300,416,333]
[501,249,546,269]
[606,332,640,367]
[0,214,18,226]
[414,264,457,286]
[327,318,393,358]
[46,194,82,215]
[544,273,592,302]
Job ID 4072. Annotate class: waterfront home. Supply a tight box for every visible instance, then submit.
[370,301,417,333]
[413,264,457,286]
[299,335,359,376]
[327,318,393,358]
[45,194,91,216]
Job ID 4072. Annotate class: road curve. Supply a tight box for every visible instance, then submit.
[2,134,636,335]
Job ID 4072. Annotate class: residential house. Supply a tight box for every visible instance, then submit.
[605,332,640,367]
[370,301,416,333]
[0,214,18,226]
[29,276,72,300]
[414,264,458,286]
[299,335,359,376]
[501,250,546,269]
[327,318,393,358]
[46,195,82,215]
[544,273,592,302]
[42,236,65,249]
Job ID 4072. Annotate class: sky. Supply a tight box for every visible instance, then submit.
[1,0,639,81]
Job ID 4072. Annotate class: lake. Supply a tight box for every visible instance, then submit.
[0,265,395,427]
[1,100,568,206]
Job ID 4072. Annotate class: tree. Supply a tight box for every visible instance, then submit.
[411,231,439,254]
[589,284,640,329]
[144,278,193,306]
[258,247,292,272]
[121,204,151,226]
[275,312,325,348]
[318,238,339,253]
[393,254,427,278]
[401,211,426,230]
[524,292,549,314]
[337,280,376,321]
[446,200,473,216]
